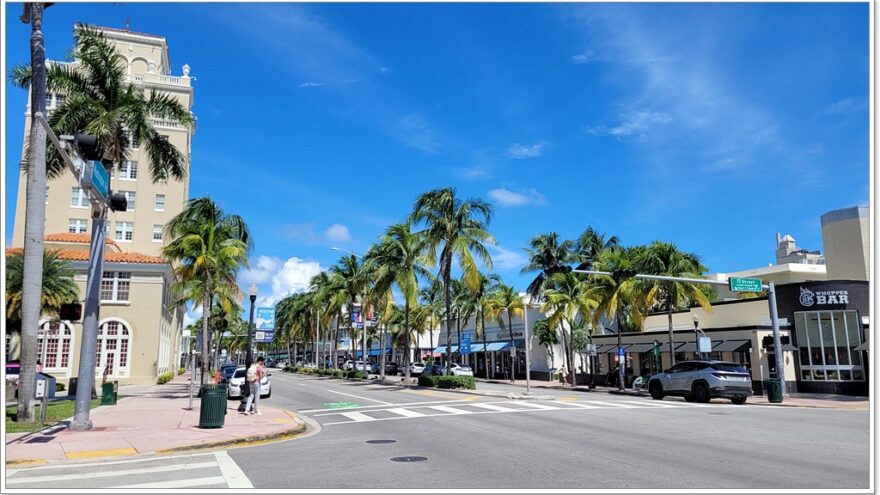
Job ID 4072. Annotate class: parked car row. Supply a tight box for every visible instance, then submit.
[332,360,472,377]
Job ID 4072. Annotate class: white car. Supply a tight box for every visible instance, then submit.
[342,360,355,371]
[442,363,474,377]
[227,366,272,399]
[409,362,425,376]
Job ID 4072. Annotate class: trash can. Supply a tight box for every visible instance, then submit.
[101,381,118,405]
[767,378,783,403]
[198,384,228,428]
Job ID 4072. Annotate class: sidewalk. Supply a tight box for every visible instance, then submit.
[5,372,308,464]
[474,378,869,410]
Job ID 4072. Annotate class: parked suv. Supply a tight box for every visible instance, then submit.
[648,360,752,404]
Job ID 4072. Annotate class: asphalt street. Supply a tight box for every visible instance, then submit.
[229,370,871,490]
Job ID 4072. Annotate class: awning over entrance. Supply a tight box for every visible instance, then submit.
[712,340,751,352]
[467,343,487,353]
[482,340,524,352]
[600,344,631,353]
[657,341,685,352]
[677,341,699,353]
[433,345,460,354]
[356,348,391,357]
[625,343,656,353]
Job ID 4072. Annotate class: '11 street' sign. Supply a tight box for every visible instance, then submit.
[729,277,763,292]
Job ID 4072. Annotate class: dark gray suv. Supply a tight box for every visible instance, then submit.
[648,361,752,404]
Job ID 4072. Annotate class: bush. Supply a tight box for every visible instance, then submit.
[55,382,66,392]
[344,371,366,379]
[418,375,439,387]
[177,367,185,375]
[156,371,174,384]
[436,375,475,390]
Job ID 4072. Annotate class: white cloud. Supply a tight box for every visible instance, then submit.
[815,97,866,117]
[488,187,546,207]
[281,223,321,244]
[571,50,598,63]
[183,305,203,329]
[298,81,324,88]
[379,67,390,74]
[397,114,438,153]
[453,166,490,180]
[489,245,528,271]
[239,255,282,286]
[506,142,545,159]
[325,223,351,242]
[588,111,672,138]
[240,256,325,308]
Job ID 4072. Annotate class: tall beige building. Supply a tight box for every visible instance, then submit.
[12,26,194,256]
[7,26,195,385]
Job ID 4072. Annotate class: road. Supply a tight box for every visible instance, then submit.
[7,370,869,490]
[229,371,870,490]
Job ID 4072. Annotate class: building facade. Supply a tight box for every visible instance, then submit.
[6,25,193,385]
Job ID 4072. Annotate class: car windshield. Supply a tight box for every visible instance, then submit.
[234,369,246,378]
[712,363,748,373]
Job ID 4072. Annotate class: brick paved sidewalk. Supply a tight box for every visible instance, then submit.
[5,372,307,464]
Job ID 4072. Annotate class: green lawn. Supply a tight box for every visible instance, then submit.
[5,399,101,433]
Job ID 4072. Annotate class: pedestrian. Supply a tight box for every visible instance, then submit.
[36,360,42,373]
[243,357,265,415]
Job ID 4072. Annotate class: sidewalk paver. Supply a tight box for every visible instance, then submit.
[5,372,308,464]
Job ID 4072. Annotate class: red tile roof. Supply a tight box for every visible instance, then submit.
[45,232,120,248]
[5,248,167,265]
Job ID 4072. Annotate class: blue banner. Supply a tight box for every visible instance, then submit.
[256,307,276,331]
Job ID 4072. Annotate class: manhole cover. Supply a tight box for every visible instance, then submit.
[366,439,397,444]
[390,456,427,463]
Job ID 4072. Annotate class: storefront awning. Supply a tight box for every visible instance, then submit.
[484,342,508,352]
[677,341,699,353]
[433,345,459,354]
[594,344,615,353]
[356,348,392,357]
[712,340,751,352]
[601,344,631,353]
[625,343,656,353]
[657,342,685,352]
[467,343,486,353]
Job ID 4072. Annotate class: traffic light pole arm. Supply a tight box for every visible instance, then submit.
[570,269,766,288]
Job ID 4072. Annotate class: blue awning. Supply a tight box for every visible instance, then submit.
[484,342,508,352]
[433,345,459,354]
[467,343,486,353]
[355,348,391,357]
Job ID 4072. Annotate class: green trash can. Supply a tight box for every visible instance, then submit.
[767,378,783,403]
[199,384,228,428]
[100,381,118,405]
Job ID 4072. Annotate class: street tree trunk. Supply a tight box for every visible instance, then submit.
[17,2,48,423]
[403,300,411,379]
[667,293,675,367]
[200,272,211,385]
[506,311,515,382]
[455,310,462,365]
[559,325,571,385]
[444,258,453,375]
[481,308,489,379]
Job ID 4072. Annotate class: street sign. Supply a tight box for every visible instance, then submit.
[587,344,597,356]
[461,335,472,355]
[618,347,625,357]
[729,277,763,292]
[255,330,274,343]
[698,337,712,353]
[256,307,275,331]
[81,160,109,202]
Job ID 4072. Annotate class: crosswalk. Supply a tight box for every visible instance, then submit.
[312,399,709,425]
[5,451,252,489]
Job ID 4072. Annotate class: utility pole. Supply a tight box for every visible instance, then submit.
[573,269,788,399]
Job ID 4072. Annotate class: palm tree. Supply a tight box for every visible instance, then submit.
[410,187,495,374]
[638,241,712,367]
[485,284,524,382]
[541,272,599,386]
[163,197,251,384]
[15,2,50,423]
[575,227,620,270]
[474,272,502,379]
[522,232,577,299]
[369,222,432,379]
[419,280,444,361]
[589,247,643,390]
[532,319,558,377]
[329,254,368,365]
[5,249,79,325]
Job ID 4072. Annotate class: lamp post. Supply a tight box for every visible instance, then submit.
[692,314,708,360]
[331,247,367,373]
[522,297,535,395]
[246,283,257,370]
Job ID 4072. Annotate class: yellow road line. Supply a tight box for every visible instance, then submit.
[560,396,578,402]
[65,447,137,460]
[5,459,47,467]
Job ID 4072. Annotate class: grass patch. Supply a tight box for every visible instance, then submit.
[5,399,101,433]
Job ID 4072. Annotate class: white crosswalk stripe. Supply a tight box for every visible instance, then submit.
[316,398,707,425]
[4,451,253,489]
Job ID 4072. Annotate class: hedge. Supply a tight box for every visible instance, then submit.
[177,367,186,375]
[288,367,365,380]
[156,371,175,384]
[418,375,475,390]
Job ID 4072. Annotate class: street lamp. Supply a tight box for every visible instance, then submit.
[692,314,708,360]
[522,297,535,395]
[246,283,258,370]
[331,247,367,373]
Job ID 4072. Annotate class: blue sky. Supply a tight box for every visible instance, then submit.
[4,2,870,313]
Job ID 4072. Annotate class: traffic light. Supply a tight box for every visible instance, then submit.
[547,265,573,275]
[60,302,82,321]
[74,132,113,169]
[109,192,127,212]
[612,269,638,281]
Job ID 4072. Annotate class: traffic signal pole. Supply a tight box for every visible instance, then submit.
[572,269,787,397]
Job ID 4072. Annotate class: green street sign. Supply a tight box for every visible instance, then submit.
[82,160,109,202]
[729,277,763,292]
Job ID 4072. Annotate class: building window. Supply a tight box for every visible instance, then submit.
[101,272,131,301]
[68,218,88,234]
[96,320,132,377]
[795,310,863,381]
[153,224,163,242]
[155,194,165,211]
[123,130,140,149]
[115,221,133,242]
[37,321,74,371]
[45,93,53,108]
[121,191,136,210]
[119,161,138,180]
[55,93,66,107]
[71,187,89,208]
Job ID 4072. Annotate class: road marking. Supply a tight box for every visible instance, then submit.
[298,383,308,387]
[560,396,578,402]
[554,401,600,409]
[6,461,217,485]
[302,399,475,414]
[469,403,519,412]
[214,451,253,488]
[427,405,470,414]
[511,401,558,410]
[115,476,226,489]
[326,389,392,405]
[65,447,137,460]
[340,411,376,422]
[8,452,216,472]
[386,408,427,418]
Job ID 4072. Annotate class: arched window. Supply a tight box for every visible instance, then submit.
[37,321,74,372]
[97,319,132,377]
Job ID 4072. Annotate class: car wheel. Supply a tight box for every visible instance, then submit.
[730,396,747,405]
[692,382,710,403]
[684,395,696,402]
[648,380,664,400]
